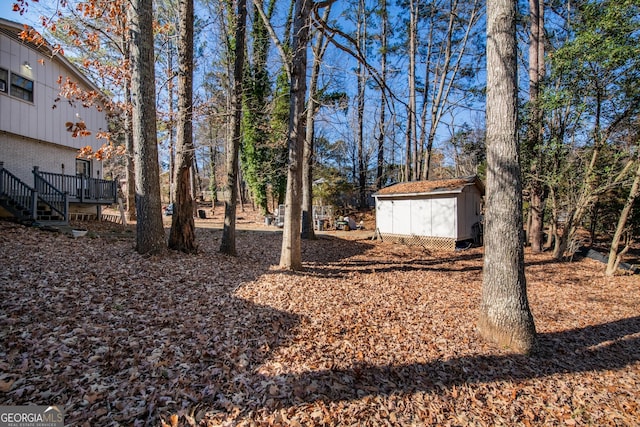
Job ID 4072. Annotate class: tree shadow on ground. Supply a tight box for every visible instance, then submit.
[3,222,635,425]
[301,248,578,278]
[301,234,377,264]
[192,233,637,420]
[0,223,306,425]
[199,231,638,417]
[301,251,484,277]
[247,316,640,408]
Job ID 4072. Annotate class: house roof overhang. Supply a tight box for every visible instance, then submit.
[0,17,106,98]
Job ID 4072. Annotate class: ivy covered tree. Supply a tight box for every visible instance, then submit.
[240,0,275,215]
[269,69,292,210]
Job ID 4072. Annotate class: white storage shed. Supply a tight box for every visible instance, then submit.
[373,176,484,250]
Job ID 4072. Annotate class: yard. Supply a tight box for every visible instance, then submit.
[0,216,638,426]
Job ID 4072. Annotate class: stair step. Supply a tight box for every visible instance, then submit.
[43,216,64,220]
[1,167,69,224]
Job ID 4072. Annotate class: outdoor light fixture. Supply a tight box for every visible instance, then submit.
[23,61,32,70]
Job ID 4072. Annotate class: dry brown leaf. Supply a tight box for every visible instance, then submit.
[0,217,638,426]
[0,377,15,393]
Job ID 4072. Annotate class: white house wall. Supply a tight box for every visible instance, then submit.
[1,25,106,184]
[0,132,83,183]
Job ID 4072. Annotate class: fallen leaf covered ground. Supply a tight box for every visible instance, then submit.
[0,216,638,426]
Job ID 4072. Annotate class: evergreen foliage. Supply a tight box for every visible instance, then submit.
[239,0,289,214]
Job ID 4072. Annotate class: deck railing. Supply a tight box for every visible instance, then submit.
[33,167,117,204]
[33,169,69,220]
[1,162,36,218]
[1,162,68,222]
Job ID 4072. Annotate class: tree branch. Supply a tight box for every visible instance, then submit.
[310,6,408,111]
[251,0,291,79]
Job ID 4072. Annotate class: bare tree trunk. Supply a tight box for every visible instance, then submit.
[123,70,136,222]
[128,0,166,255]
[422,0,480,180]
[238,168,246,211]
[279,0,311,270]
[356,0,368,208]
[193,156,202,201]
[301,108,316,239]
[406,0,418,181]
[527,0,546,252]
[606,160,640,276]
[548,120,565,256]
[302,7,330,239]
[418,12,433,181]
[121,31,136,222]
[168,41,176,204]
[220,0,247,256]
[375,0,388,190]
[209,144,218,206]
[479,0,536,354]
[529,185,545,251]
[169,0,196,253]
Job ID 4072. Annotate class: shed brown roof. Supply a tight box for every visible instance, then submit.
[374,176,484,197]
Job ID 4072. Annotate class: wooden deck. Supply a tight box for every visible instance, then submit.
[34,167,117,204]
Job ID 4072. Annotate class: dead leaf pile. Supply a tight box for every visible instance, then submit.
[0,220,638,426]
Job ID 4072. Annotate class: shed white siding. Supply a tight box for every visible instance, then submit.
[410,199,430,236]
[392,199,412,235]
[376,197,458,238]
[376,198,393,233]
[430,197,456,238]
[374,177,484,248]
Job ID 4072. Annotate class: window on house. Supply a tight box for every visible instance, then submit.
[0,68,7,93]
[10,73,34,102]
[76,159,91,176]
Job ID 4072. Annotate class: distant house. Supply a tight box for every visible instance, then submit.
[0,18,116,224]
[373,176,484,250]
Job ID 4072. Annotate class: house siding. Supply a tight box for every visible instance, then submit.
[0,20,106,185]
[0,132,93,184]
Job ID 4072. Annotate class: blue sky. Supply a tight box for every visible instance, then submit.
[1,2,43,28]
[1,0,488,176]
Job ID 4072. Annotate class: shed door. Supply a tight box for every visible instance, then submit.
[411,199,431,236]
[375,199,393,233]
[392,199,412,235]
[431,197,456,238]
